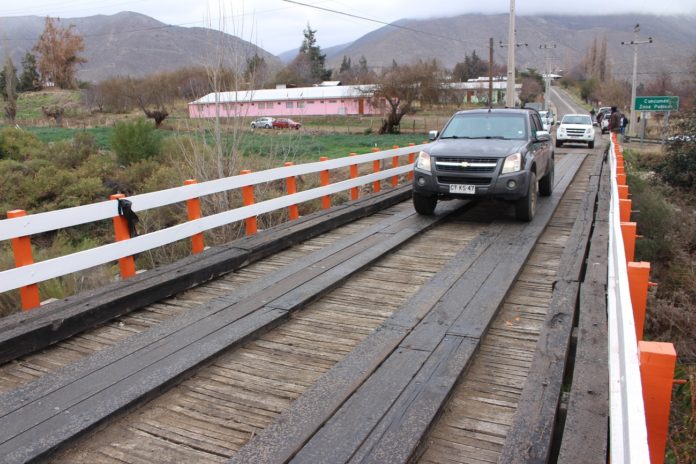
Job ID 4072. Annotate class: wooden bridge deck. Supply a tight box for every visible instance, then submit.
[0,148,608,464]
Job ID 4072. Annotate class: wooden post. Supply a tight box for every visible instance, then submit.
[349,153,359,200]
[638,341,677,464]
[408,143,415,181]
[110,194,136,279]
[621,222,637,262]
[617,172,627,186]
[240,170,257,236]
[617,184,629,200]
[284,162,299,220]
[391,145,399,187]
[371,147,381,193]
[628,261,651,341]
[184,179,204,254]
[7,209,41,310]
[320,156,330,209]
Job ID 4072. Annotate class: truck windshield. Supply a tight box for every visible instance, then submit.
[440,114,527,140]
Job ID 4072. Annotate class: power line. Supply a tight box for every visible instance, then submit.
[282,0,489,50]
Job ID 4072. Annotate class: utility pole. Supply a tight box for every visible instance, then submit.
[539,43,556,111]
[489,37,494,107]
[621,24,653,138]
[505,0,516,107]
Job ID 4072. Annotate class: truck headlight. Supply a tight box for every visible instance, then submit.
[415,151,431,172]
[501,152,522,174]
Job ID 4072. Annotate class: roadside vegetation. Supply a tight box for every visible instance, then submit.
[623,110,696,463]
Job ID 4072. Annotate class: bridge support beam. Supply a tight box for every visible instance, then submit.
[371,147,381,193]
[110,194,136,279]
[320,157,330,209]
[407,143,415,181]
[284,162,300,220]
[349,153,359,200]
[240,170,257,236]
[620,222,637,262]
[627,261,651,341]
[391,146,399,187]
[184,179,205,254]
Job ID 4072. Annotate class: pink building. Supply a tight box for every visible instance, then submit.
[188,85,380,119]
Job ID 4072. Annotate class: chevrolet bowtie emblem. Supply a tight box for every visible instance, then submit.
[460,161,470,168]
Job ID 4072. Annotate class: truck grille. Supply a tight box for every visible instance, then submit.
[565,128,587,137]
[435,157,498,173]
[437,176,491,185]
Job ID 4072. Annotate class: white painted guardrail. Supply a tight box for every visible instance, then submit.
[0,144,424,295]
[607,137,651,463]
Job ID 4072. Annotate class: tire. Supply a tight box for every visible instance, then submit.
[265,124,271,129]
[555,140,562,148]
[539,159,554,197]
[515,172,538,222]
[588,140,595,149]
[413,192,437,215]
[251,123,256,129]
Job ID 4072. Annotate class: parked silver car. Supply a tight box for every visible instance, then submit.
[250,117,275,129]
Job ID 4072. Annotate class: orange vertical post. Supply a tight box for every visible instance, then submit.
[372,147,381,193]
[617,172,627,186]
[619,198,632,222]
[240,170,257,236]
[621,222,637,262]
[628,261,651,341]
[7,209,41,310]
[184,179,205,254]
[349,153,359,200]
[320,156,330,209]
[617,184,629,200]
[638,341,677,464]
[408,143,415,181]
[110,194,136,279]
[391,145,399,187]
[284,162,299,220]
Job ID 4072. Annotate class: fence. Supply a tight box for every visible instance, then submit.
[607,133,676,464]
[1,144,422,310]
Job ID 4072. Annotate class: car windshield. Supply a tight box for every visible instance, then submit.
[562,115,592,125]
[440,114,527,140]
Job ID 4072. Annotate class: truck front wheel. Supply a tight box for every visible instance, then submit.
[413,192,437,215]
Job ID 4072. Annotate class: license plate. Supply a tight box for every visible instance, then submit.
[449,184,476,194]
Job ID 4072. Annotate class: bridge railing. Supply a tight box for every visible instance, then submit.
[1,144,425,309]
[607,133,676,464]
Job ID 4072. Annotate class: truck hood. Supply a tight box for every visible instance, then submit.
[427,139,528,158]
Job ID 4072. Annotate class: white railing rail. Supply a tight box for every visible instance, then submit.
[0,144,425,294]
[607,137,651,463]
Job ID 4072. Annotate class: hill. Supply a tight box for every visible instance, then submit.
[323,14,696,78]
[0,11,280,83]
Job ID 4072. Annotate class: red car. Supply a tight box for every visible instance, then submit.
[272,118,301,130]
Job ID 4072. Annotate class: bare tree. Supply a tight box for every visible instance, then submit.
[33,17,86,89]
[2,54,18,122]
[370,60,447,134]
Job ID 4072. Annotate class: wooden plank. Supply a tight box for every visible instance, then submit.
[0,199,463,464]
[0,186,412,364]
[497,279,580,464]
[556,157,609,463]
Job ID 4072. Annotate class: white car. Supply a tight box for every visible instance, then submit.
[250,117,275,129]
[556,114,595,149]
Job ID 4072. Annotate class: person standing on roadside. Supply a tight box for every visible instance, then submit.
[608,106,621,134]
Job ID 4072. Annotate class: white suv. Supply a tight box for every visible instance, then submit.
[250,117,275,129]
[556,114,595,149]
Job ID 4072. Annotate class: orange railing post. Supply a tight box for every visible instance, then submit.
[617,172,627,186]
[391,145,399,187]
[628,261,651,341]
[618,184,629,200]
[621,221,637,262]
[240,170,257,236]
[407,143,416,181]
[184,179,205,254]
[284,162,299,220]
[320,156,330,209]
[7,209,41,310]
[349,153,359,200]
[619,198,632,222]
[110,194,136,279]
[638,341,677,464]
[372,147,381,193]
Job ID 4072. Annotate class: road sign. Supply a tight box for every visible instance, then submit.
[634,96,679,112]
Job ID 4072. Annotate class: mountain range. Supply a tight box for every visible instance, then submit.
[1,11,694,83]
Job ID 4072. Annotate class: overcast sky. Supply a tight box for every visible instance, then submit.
[2,0,695,54]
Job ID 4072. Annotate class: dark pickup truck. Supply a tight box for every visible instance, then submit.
[412,108,555,221]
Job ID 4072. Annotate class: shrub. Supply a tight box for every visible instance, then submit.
[661,111,696,190]
[0,127,45,161]
[111,118,161,166]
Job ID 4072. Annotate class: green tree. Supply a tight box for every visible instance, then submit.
[339,56,352,74]
[33,17,86,89]
[111,118,161,165]
[298,23,331,82]
[452,50,487,82]
[2,56,18,122]
[19,52,41,92]
[244,53,268,88]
